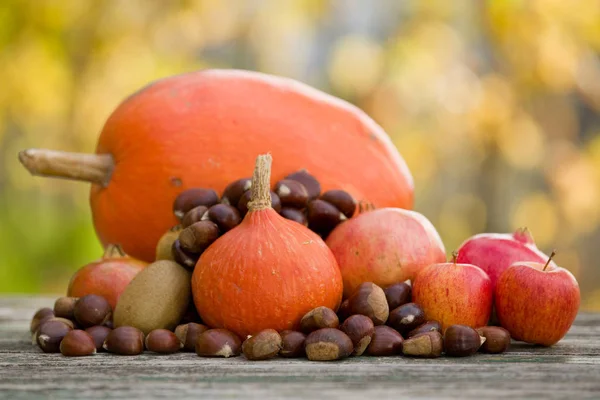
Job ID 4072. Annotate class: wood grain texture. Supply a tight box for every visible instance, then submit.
[1,296,599,399]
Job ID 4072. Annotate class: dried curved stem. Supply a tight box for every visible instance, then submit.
[248,154,273,212]
[18,148,114,187]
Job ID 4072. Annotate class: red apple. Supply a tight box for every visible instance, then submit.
[456,228,555,293]
[412,253,493,332]
[326,208,446,298]
[495,252,580,346]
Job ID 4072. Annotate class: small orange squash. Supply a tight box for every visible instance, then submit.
[19,69,413,262]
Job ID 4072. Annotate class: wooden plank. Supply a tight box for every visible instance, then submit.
[1,296,599,399]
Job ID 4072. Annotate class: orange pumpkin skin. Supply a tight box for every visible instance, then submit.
[67,257,147,310]
[91,70,414,262]
[191,209,344,338]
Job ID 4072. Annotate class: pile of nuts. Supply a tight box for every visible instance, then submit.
[157,170,356,269]
[31,281,510,360]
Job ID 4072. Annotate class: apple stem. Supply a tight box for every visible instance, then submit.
[451,251,458,264]
[543,250,556,271]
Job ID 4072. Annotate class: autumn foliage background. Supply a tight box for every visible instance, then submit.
[1,1,599,310]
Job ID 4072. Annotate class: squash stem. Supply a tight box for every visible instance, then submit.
[18,148,114,187]
[248,153,272,212]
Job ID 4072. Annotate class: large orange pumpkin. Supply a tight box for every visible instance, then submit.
[19,69,413,262]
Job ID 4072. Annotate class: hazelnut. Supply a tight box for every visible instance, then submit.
[242,329,282,360]
[156,225,183,261]
[406,320,442,339]
[347,282,389,325]
[175,322,208,352]
[73,294,112,328]
[307,199,347,236]
[36,320,72,353]
[476,326,511,354]
[173,188,219,219]
[304,328,353,361]
[300,306,339,334]
[387,303,425,335]
[30,307,54,333]
[337,299,351,322]
[103,326,145,355]
[196,329,241,358]
[339,314,375,356]
[221,178,252,207]
[279,330,306,358]
[383,282,412,310]
[319,190,356,218]
[60,330,96,357]
[85,325,112,352]
[179,220,220,253]
[203,204,241,233]
[280,207,308,226]
[171,239,200,270]
[402,331,443,358]
[181,205,209,228]
[444,325,485,357]
[53,297,79,320]
[238,190,282,216]
[367,325,404,356]
[274,179,309,208]
[145,329,182,354]
[285,169,321,200]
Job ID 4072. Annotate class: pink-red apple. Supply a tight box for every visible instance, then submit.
[495,252,580,346]
[326,208,446,298]
[412,253,493,332]
[456,228,555,292]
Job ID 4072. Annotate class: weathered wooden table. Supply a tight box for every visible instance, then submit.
[1,297,599,399]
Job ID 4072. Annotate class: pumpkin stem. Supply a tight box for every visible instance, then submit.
[248,153,273,212]
[103,244,127,259]
[18,148,115,187]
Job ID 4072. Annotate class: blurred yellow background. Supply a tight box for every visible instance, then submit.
[1,0,599,310]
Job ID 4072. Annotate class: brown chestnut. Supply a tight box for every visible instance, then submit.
[285,169,321,200]
[337,299,351,322]
[347,282,389,325]
[300,306,339,334]
[307,199,347,235]
[73,294,112,328]
[30,308,54,333]
[242,329,282,361]
[280,207,308,226]
[181,205,209,228]
[367,325,404,356]
[85,325,112,352]
[145,329,182,354]
[36,319,73,353]
[203,204,241,233]
[319,190,356,218]
[406,320,442,338]
[221,178,252,207]
[402,331,443,358]
[175,322,209,352]
[304,328,353,361]
[171,239,199,270]
[53,297,79,320]
[444,325,485,357]
[60,330,96,357]
[274,179,309,208]
[196,329,241,358]
[279,330,306,358]
[383,282,412,310]
[476,326,511,354]
[238,190,282,216]
[173,188,219,219]
[339,314,375,356]
[387,303,425,334]
[179,220,220,253]
[103,326,145,355]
